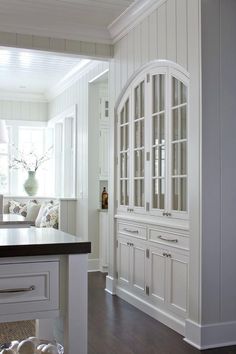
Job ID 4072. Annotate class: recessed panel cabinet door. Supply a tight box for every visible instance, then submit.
[117,238,131,288]
[131,242,146,297]
[149,247,166,306]
[166,251,188,317]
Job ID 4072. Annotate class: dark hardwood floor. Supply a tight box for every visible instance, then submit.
[88,272,236,354]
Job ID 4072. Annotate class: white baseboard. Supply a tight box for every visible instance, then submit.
[185,319,236,349]
[116,286,185,335]
[105,275,116,295]
[88,259,100,272]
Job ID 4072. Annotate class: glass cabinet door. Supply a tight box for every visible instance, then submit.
[119,98,130,207]
[133,80,145,208]
[151,74,166,211]
[171,77,188,212]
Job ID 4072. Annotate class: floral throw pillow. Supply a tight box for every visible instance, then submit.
[9,200,28,217]
[40,204,59,229]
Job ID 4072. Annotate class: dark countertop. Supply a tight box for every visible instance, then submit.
[0,227,91,257]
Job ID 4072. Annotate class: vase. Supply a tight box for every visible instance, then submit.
[24,171,39,196]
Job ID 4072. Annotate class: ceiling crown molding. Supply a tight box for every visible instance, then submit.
[108,0,166,43]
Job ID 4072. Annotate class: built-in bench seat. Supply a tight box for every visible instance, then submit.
[1,196,77,235]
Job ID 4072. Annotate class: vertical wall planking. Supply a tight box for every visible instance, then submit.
[141,17,149,65]
[157,3,167,60]
[127,30,135,79]
[176,0,188,69]
[134,24,142,71]
[149,10,158,61]
[120,35,128,90]
[167,0,177,62]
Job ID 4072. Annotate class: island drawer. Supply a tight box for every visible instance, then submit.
[0,261,59,316]
[117,222,147,240]
[149,228,189,250]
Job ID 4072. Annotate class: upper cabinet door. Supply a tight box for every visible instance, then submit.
[117,93,131,212]
[169,71,188,219]
[150,69,168,216]
[132,77,146,213]
[116,62,189,223]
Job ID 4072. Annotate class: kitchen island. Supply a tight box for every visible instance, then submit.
[0,227,91,354]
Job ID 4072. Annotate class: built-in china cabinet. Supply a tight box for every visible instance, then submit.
[115,61,190,334]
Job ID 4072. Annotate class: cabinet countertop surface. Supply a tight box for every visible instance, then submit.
[0,227,91,257]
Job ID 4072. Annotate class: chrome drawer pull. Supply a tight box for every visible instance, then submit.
[124,228,139,234]
[0,285,35,294]
[158,235,178,243]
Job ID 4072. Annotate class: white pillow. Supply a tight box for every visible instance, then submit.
[35,202,47,227]
[25,202,41,222]
[40,204,59,229]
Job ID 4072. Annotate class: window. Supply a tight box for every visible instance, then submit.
[0,123,54,196]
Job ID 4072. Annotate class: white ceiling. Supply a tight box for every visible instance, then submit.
[0,0,136,43]
[0,47,90,99]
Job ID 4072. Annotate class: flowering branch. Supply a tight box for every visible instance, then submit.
[9,145,53,172]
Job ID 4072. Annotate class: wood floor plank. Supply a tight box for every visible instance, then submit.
[88,272,236,354]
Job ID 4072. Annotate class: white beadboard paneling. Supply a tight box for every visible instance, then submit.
[134,24,142,71]
[157,3,167,59]
[167,0,177,62]
[108,0,201,333]
[149,10,158,61]
[49,60,108,260]
[127,30,134,79]
[176,0,188,68]
[0,100,48,121]
[141,17,149,65]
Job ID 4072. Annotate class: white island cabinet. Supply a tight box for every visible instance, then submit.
[0,227,91,354]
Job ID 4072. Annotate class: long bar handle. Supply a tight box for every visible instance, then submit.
[124,228,139,234]
[0,285,35,294]
[158,235,178,243]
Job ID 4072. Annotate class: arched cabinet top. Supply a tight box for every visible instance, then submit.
[115,60,190,112]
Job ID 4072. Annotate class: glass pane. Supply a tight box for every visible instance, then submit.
[153,147,165,178]
[153,76,158,114]
[120,108,124,125]
[172,178,179,211]
[180,82,187,104]
[153,147,159,177]
[152,179,165,210]
[0,155,8,193]
[180,142,187,175]
[153,115,158,145]
[159,113,165,144]
[105,101,109,109]
[180,106,187,139]
[135,85,140,119]
[120,153,128,178]
[172,77,178,106]
[134,150,144,178]
[125,99,129,123]
[125,125,129,150]
[120,126,124,151]
[172,143,179,175]
[134,179,144,207]
[159,75,165,112]
[172,109,178,141]
[120,180,129,206]
[140,81,145,117]
[135,120,144,148]
[180,178,187,211]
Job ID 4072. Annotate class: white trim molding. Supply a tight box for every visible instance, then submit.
[185,319,236,350]
[0,91,47,103]
[108,0,167,43]
[116,287,185,335]
[105,275,116,295]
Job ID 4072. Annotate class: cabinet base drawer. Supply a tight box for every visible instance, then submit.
[0,261,59,316]
[149,228,189,250]
[118,222,147,240]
